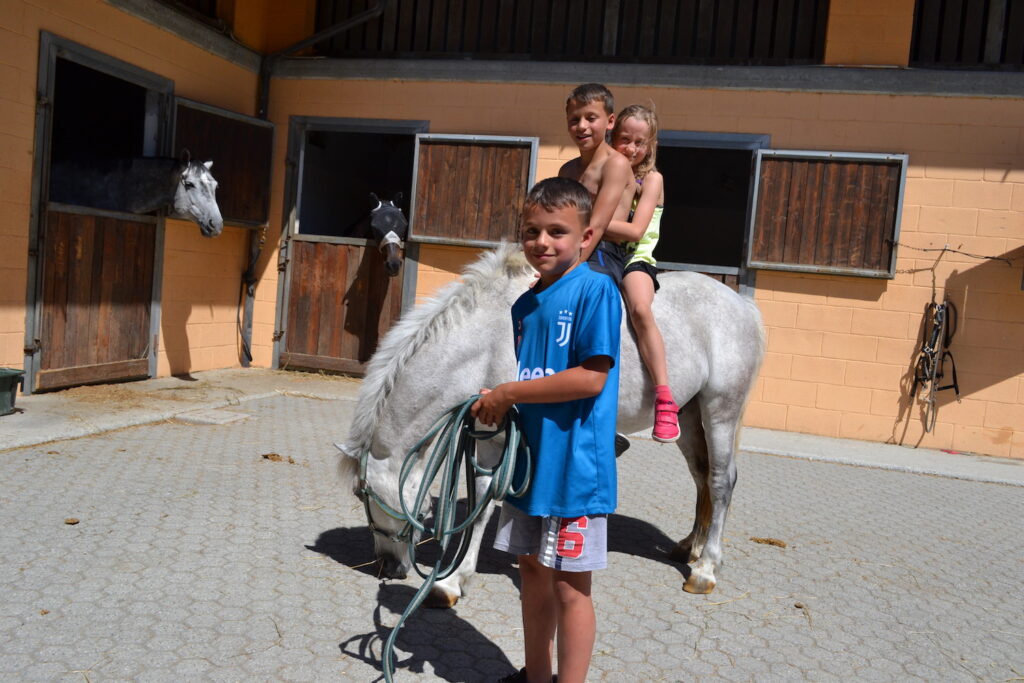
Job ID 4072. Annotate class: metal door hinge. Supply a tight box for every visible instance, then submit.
[24,339,41,355]
[272,331,284,342]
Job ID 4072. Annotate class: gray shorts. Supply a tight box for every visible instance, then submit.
[493,502,608,572]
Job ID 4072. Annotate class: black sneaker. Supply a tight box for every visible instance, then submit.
[497,668,557,683]
[615,432,631,457]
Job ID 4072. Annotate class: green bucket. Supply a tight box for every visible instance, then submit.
[0,368,25,416]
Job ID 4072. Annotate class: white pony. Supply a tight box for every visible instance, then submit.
[339,243,764,605]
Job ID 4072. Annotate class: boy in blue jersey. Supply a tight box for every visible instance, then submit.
[472,177,621,683]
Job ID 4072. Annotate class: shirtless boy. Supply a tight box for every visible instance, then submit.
[558,83,636,287]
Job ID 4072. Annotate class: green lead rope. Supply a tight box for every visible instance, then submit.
[380,395,531,683]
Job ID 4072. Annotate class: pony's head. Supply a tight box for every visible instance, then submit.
[338,242,533,579]
[173,158,223,238]
[368,192,407,277]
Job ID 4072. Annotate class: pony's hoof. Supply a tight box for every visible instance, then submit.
[683,571,716,594]
[424,586,460,609]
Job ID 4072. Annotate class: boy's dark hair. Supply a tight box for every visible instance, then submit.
[566,83,614,115]
[522,177,593,227]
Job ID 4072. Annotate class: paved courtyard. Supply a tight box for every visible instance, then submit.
[0,388,1021,681]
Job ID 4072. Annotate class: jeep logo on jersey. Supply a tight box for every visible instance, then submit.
[519,367,556,380]
[555,309,574,347]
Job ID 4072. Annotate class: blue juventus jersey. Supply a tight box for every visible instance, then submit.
[509,262,621,517]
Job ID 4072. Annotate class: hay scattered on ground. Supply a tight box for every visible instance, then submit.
[750,536,787,548]
[261,453,295,464]
[60,382,211,409]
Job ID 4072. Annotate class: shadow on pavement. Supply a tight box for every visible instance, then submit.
[339,583,516,682]
[306,526,381,577]
[608,513,690,579]
[308,505,690,584]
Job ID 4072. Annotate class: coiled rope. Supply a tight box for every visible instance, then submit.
[368,396,531,682]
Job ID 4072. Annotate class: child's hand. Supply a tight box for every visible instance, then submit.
[471,386,513,426]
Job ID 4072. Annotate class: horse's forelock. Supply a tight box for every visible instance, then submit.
[182,161,216,185]
[343,242,531,455]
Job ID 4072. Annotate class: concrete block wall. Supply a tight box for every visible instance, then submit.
[158,220,248,376]
[0,0,258,376]
[265,78,1024,458]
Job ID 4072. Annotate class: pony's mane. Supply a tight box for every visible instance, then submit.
[342,242,532,457]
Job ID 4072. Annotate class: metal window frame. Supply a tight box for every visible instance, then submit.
[24,32,174,393]
[654,131,770,296]
[746,149,910,279]
[272,115,429,369]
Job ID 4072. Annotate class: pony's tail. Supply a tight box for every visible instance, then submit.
[734,295,767,451]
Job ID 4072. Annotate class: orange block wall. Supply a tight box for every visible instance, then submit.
[0,0,258,376]
[265,78,1024,460]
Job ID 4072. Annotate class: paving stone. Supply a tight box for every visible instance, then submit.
[174,408,251,425]
[0,393,1021,681]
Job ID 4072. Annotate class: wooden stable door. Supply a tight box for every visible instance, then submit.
[279,240,404,374]
[36,208,156,390]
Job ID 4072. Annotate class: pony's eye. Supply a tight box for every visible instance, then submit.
[184,181,195,189]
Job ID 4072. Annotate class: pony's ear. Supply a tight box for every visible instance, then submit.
[393,191,403,204]
[334,441,357,458]
[369,192,379,205]
[180,148,191,164]
[203,160,213,170]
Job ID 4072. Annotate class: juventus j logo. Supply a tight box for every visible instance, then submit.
[555,309,573,347]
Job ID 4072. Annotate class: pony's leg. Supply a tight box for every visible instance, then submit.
[668,400,710,565]
[683,406,740,595]
[425,472,497,608]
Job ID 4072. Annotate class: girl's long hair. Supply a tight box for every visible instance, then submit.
[612,104,659,180]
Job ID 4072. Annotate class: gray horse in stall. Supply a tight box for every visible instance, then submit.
[338,244,764,605]
[49,153,224,237]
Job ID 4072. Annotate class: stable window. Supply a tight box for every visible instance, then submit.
[48,57,162,208]
[651,134,907,282]
[747,151,908,278]
[296,124,420,240]
[409,134,537,247]
[173,99,274,226]
[653,133,766,275]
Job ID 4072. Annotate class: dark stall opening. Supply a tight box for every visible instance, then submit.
[299,130,415,239]
[47,58,155,209]
[654,146,753,269]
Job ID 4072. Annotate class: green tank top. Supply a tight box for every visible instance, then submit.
[625,200,663,267]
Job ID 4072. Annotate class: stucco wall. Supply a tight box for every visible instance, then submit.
[0,0,258,376]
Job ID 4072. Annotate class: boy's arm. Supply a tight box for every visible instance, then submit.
[583,153,633,258]
[471,355,612,426]
[607,171,664,243]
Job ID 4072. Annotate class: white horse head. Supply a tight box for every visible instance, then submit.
[173,160,223,238]
[339,243,531,579]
